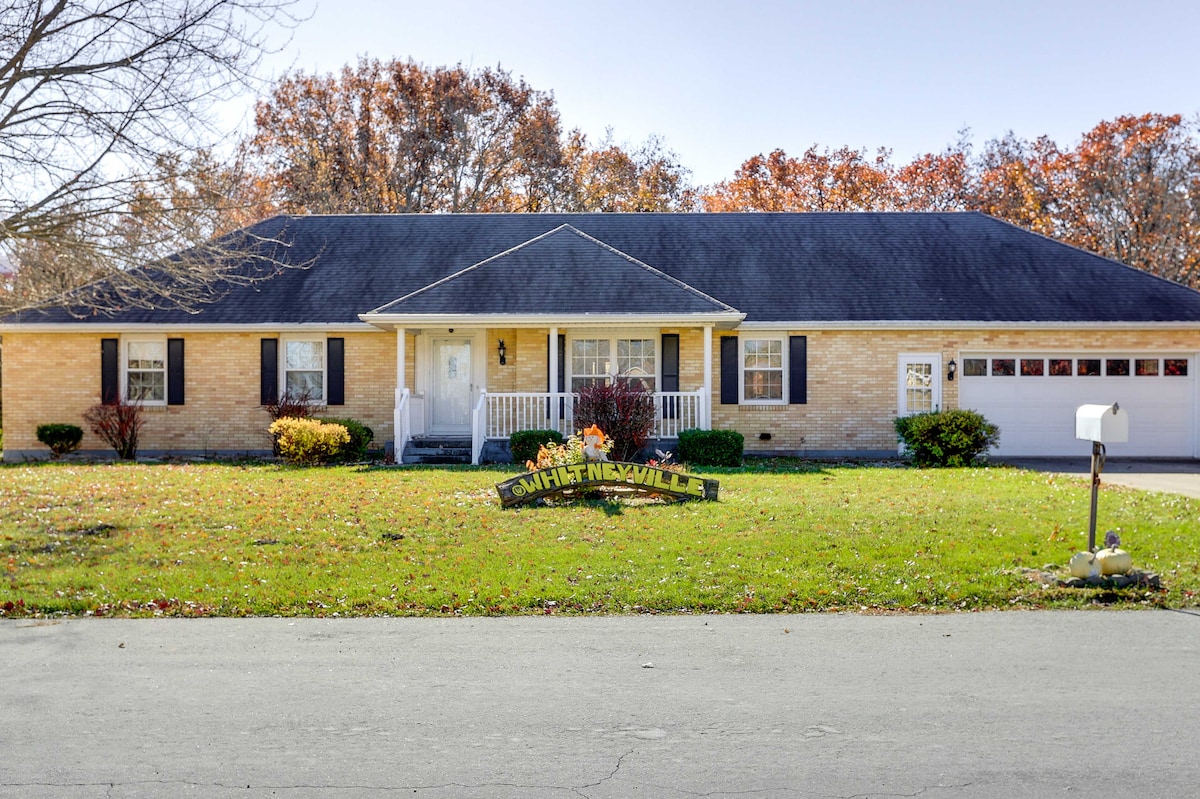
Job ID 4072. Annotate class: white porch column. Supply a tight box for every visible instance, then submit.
[703,324,713,429]
[396,327,406,392]
[394,327,408,459]
[549,326,559,432]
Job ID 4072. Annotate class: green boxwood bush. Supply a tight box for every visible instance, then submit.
[510,429,565,466]
[36,423,84,458]
[894,409,1000,467]
[677,428,744,467]
[269,417,350,466]
[317,417,374,462]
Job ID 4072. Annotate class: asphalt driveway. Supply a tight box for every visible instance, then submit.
[1001,457,1200,498]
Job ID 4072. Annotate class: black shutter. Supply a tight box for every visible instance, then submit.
[661,333,679,418]
[101,338,119,405]
[167,338,185,406]
[788,335,807,405]
[547,334,566,419]
[260,338,278,406]
[326,337,345,406]
[719,336,739,405]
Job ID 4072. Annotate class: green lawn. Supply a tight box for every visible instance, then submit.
[1,460,1196,617]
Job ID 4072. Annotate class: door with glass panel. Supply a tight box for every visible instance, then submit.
[897,353,942,416]
[431,338,472,434]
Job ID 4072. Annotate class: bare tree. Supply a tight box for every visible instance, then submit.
[0,0,302,315]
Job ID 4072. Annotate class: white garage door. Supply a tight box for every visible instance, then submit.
[957,354,1197,457]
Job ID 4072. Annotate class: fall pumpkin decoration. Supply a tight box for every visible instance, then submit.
[1068,551,1100,579]
[1096,547,1133,576]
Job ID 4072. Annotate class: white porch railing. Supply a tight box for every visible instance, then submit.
[471,390,488,465]
[472,389,707,462]
[653,389,707,439]
[394,387,411,462]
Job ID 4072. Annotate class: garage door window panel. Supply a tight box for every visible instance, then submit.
[1049,359,1072,376]
[1077,359,1101,376]
[1106,359,1130,376]
[1020,359,1044,377]
[963,358,987,377]
[991,358,1015,377]
[1165,359,1188,376]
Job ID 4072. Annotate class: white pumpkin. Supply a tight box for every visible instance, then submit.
[1097,547,1133,576]
[1068,551,1100,578]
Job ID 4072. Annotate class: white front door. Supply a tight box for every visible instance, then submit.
[898,353,942,416]
[431,337,473,434]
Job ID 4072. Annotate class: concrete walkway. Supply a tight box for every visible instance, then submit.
[4,612,1200,798]
[1001,457,1200,498]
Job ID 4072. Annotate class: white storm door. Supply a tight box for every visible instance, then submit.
[431,338,473,434]
[898,354,942,416]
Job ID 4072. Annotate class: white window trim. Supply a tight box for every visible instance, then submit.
[739,334,787,405]
[121,335,167,406]
[280,335,327,404]
[897,353,942,416]
[567,331,660,392]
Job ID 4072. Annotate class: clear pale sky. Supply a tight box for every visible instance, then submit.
[247,0,1200,186]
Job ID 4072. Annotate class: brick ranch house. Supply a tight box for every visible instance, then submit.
[2,212,1199,462]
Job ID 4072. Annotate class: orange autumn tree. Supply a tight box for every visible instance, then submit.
[703,115,1200,289]
[1053,114,1200,287]
[703,146,896,212]
[248,59,695,215]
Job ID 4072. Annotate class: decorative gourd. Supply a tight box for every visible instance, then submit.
[1068,551,1100,578]
[1096,547,1133,576]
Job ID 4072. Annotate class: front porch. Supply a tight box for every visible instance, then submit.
[380,318,726,465]
[395,387,709,464]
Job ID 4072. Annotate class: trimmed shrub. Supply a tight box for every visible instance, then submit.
[317,417,374,461]
[36,423,84,458]
[677,428,744,467]
[83,402,144,460]
[510,429,565,466]
[269,417,350,466]
[894,409,1000,467]
[573,381,656,462]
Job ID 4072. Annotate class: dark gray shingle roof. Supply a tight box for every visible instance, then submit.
[369,224,737,316]
[9,212,1200,325]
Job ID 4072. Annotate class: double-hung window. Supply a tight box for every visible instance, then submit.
[570,336,657,392]
[616,338,656,391]
[283,338,325,402]
[124,339,167,404]
[741,337,785,403]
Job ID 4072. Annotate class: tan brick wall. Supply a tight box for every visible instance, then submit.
[711,328,1200,454]
[4,326,1196,457]
[2,330,397,456]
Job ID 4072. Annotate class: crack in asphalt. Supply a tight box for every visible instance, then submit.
[573,748,635,797]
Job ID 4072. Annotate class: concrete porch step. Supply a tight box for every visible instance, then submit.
[402,437,472,465]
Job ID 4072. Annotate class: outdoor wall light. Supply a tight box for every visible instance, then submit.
[498,339,507,365]
[947,359,957,381]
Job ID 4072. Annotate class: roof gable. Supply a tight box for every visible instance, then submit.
[366,224,738,317]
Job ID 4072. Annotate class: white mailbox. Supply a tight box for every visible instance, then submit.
[1075,403,1129,443]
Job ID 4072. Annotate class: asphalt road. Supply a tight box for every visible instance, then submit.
[3,611,1199,798]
